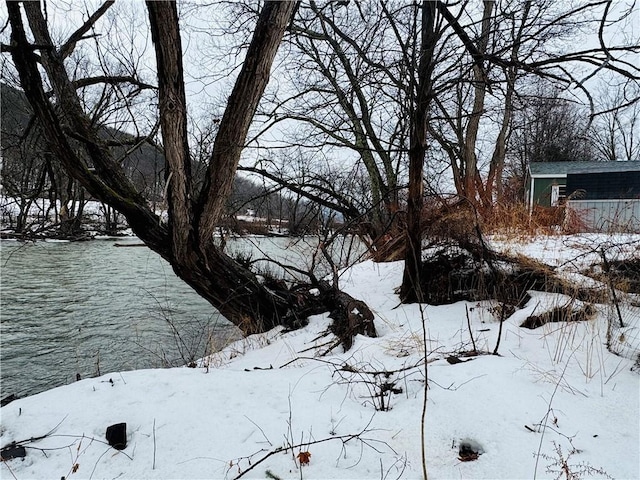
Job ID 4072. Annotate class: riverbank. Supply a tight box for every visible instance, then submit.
[1,234,639,479]
[0,236,363,399]
[0,228,296,243]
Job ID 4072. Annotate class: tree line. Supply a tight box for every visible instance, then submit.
[1,83,329,238]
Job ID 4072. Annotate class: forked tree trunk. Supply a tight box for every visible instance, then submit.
[145,1,307,334]
[7,0,375,346]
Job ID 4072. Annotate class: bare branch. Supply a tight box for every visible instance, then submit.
[239,164,362,220]
[59,0,115,60]
[72,75,156,90]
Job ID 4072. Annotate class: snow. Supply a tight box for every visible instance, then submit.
[0,197,107,218]
[1,235,639,479]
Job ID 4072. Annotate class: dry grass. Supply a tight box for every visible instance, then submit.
[482,202,590,238]
[369,200,584,262]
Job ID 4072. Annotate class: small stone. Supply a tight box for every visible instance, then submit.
[106,422,127,450]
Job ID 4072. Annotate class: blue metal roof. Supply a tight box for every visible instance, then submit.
[529,161,640,176]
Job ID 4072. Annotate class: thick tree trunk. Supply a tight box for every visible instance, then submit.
[144,1,307,334]
[461,0,493,208]
[146,1,194,263]
[485,2,529,208]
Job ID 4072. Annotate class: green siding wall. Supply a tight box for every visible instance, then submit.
[533,177,565,207]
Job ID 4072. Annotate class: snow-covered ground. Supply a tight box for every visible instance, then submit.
[1,235,639,479]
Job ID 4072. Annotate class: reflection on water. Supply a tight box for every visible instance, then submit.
[0,236,364,398]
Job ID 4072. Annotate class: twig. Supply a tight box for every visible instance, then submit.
[340,360,424,377]
[428,374,487,391]
[492,301,507,355]
[532,423,577,444]
[285,389,297,464]
[600,249,625,328]
[89,445,119,480]
[465,304,477,353]
[232,417,379,480]
[381,454,408,480]
[22,441,74,455]
[1,459,18,480]
[1,414,69,450]
[419,301,429,480]
[295,340,336,354]
[279,356,342,369]
[533,354,573,480]
[244,415,273,446]
[33,434,134,460]
[153,418,157,470]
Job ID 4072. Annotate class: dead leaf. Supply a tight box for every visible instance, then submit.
[458,452,479,462]
[297,451,311,465]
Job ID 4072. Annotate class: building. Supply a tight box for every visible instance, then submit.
[525,161,640,232]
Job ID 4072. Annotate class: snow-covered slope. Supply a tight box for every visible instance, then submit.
[1,236,639,479]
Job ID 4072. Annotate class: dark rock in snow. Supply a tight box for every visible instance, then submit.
[106,423,127,450]
[1,444,26,460]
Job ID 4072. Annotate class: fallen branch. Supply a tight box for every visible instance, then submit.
[1,415,68,451]
[231,417,385,479]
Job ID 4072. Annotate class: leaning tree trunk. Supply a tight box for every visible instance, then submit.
[7,0,376,347]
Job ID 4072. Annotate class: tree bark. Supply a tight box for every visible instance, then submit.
[400,1,438,303]
[196,1,298,248]
[460,1,494,207]
[146,1,194,263]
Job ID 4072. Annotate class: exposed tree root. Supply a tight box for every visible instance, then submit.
[520,303,597,329]
[415,240,606,307]
[276,280,376,352]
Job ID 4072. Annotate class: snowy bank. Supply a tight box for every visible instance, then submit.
[1,238,639,479]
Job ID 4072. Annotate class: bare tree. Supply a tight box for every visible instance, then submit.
[1,82,88,237]
[5,0,638,319]
[400,1,440,303]
[242,0,638,302]
[1,82,49,233]
[507,83,595,168]
[502,84,597,203]
[5,0,376,345]
[428,1,630,210]
[247,1,419,245]
[589,82,640,162]
[403,0,639,299]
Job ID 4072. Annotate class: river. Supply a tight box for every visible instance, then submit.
[0,236,365,399]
